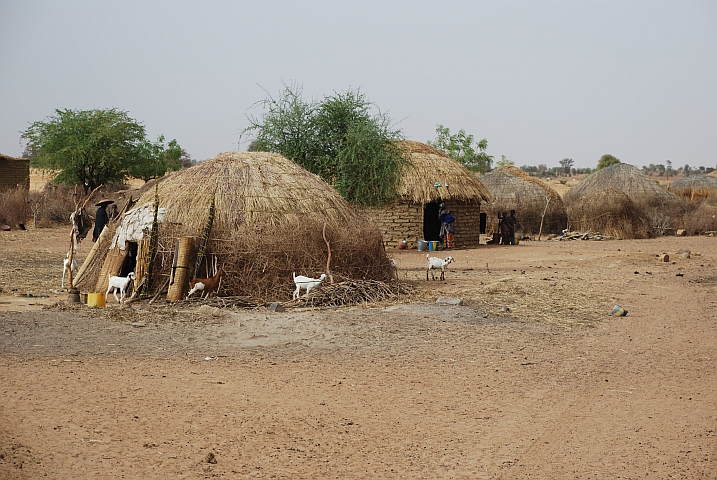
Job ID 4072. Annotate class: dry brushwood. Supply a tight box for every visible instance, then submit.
[286,279,414,308]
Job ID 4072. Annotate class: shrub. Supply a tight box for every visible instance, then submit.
[0,187,29,227]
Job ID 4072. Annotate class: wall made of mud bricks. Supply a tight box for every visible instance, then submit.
[0,159,30,191]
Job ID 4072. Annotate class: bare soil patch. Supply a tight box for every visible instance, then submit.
[1,227,716,478]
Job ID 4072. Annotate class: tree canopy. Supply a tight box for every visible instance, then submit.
[21,108,182,192]
[130,135,183,182]
[244,85,406,207]
[597,154,620,170]
[427,125,493,173]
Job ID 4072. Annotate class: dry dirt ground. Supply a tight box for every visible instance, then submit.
[1,226,716,479]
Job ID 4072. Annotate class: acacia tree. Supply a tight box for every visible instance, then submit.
[597,154,620,170]
[22,109,146,193]
[560,158,574,174]
[427,125,493,173]
[244,85,406,207]
[130,135,183,182]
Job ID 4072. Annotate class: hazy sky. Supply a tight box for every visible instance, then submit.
[1,1,715,169]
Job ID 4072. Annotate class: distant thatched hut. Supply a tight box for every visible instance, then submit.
[0,153,30,191]
[77,152,392,300]
[479,166,567,235]
[372,141,491,248]
[668,175,717,201]
[566,189,652,239]
[563,163,674,208]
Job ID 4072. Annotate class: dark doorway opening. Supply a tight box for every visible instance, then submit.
[480,212,487,234]
[119,242,138,278]
[423,202,442,242]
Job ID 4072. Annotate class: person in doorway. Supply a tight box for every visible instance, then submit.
[439,207,455,249]
[92,199,114,243]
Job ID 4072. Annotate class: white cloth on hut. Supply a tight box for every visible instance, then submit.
[111,202,167,251]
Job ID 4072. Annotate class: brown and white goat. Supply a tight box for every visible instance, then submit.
[186,269,223,299]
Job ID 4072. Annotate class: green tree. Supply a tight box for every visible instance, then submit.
[496,155,515,169]
[597,154,620,170]
[22,108,146,193]
[427,125,493,173]
[559,158,574,174]
[244,85,406,207]
[130,135,183,182]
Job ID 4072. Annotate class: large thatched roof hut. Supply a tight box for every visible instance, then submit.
[77,152,392,300]
[479,166,567,235]
[566,188,652,239]
[372,140,491,248]
[563,163,674,208]
[668,175,717,200]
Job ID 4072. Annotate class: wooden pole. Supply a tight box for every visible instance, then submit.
[167,237,194,301]
[322,220,333,284]
[537,196,551,242]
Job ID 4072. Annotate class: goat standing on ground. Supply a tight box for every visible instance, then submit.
[106,272,136,303]
[292,272,326,300]
[426,254,454,281]
[187,269,223,299]
[62,252,77,289]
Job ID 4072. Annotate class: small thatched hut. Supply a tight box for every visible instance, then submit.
[566,189,652,239]
[0,153,30,191]
[668,175,717,201]
[371,141,491,248]
[77,152,393,300]
[563,163,674,209]
[479,166,567,235]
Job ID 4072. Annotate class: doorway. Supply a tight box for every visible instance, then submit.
[423,202,442,242]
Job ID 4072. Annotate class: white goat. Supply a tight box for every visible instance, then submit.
[426,254,453,281]
[292,272,326,300]
[106,272,136,303]
[62,252,77,289]
[390,258,398,281]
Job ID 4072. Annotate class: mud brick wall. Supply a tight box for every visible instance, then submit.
[371,201,424,248]
[372,200,482,249]
[0,157,30,191]
[446,201,481,248]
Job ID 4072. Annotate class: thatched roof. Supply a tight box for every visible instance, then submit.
[0,153,25,161]
[137,151,359,233]
[668,175,717,199]
[563,163,674,207]
[395,141,491,204]
[708,170,717,178]
[566,188,652,239]
[479,166,567,234]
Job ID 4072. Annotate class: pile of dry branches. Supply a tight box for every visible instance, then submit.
[288,279,414,308]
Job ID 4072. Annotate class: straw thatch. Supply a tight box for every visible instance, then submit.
[563,163,674,208]
[370,141,490,248]
[127,151,393,300]
[479,166,567,234]
[396,141,491,204]
[566,188,652,239]
[708,170,717,178]
[668,175,717,200]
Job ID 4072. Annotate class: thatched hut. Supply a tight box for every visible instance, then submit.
[371,141,491,248]
[479,166,567,235]
[0,153,30,191]
[566,189,652,239]
[668,175,717,201]
[563,163,674,208]
[77,152,393,300]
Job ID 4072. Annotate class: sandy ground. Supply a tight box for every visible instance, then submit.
[1,226,716,479]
